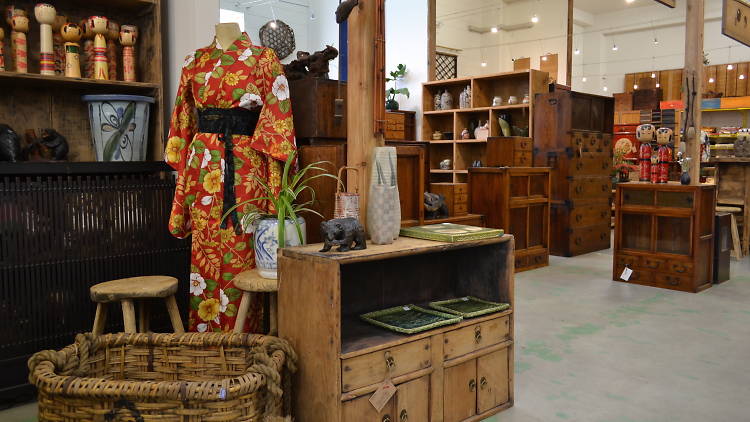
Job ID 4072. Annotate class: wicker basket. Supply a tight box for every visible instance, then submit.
[28,332,297,422]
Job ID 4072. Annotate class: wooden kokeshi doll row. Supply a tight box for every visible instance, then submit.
[2,4,138,81]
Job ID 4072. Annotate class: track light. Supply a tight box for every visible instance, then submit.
[634,84,638,89]
[603,86,608,92]
[491,26,498,33]
[612,44,618,51]
[651,73,656,78]
[656,83,660,88]
[481,62,487,67]
[582,76,587,82]
[740,74,746,80]
[727,64,734,70]
[653,38,659,45]
[531,14,539,23]
[542,56,548,61]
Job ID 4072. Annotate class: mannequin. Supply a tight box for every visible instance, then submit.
[215,22,241,50]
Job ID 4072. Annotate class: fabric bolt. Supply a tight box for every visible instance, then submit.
[165,32,296,333]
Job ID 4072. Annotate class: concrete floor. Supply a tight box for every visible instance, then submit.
[3,248,749,422]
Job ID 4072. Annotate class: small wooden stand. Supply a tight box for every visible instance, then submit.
[89,15,108,80]
[61,23,82,78]
[10,14,29,74]
[119,25,137,82]
[34,3,57,76]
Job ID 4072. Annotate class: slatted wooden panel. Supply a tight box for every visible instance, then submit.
[738,63,748,97]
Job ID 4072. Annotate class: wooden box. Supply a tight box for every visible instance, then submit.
[714,212,731,284]
[430,183,468,216]
[468,167,551,272]
[550,201,611,257]
[614,93,633,112]
[385,111,416,141]
[613,183,716,293]
[289,79,347,140]
[484,137,533,167]
[632,88,663,111]
[279,237,516,422]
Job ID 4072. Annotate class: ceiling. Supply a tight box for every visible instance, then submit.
[574,0,655,15]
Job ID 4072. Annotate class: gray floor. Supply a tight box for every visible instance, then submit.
[3,249,749,422]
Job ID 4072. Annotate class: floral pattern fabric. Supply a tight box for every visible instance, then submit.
[165,33,296,333]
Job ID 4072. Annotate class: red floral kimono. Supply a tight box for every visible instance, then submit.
[165,33,295,333]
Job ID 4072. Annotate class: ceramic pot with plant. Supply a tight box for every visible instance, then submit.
[224,150,337,279]
[386,63,409,111]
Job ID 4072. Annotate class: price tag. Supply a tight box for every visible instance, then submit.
[369,380,396,412]
[620,266,633,281]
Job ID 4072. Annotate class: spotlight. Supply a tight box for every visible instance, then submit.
[656,83,660,88]
[727,64,734,70]
[269,20,278,29]
[491,26,498,33]
[709,77,715,83]
[481,62,487,67]
[634,84,638,89]
[582,76,587,82]
[740,74,746,80]
[603,86,608,92]
[651,73,656,78]
[574,48,580,55]
[542,56,548,61]
[531,14,539,23]
[626,0,635,3]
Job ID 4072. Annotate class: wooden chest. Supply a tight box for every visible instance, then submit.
[289,79,347,140]
[385,111,416,141]
[533,89,614,256]
[468,167,551,272]
[430,183,468,216]
[484,137,533,167]
[632,88,663,111]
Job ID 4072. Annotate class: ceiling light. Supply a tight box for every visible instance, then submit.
[727,64,734,70]
[603,86,608,92]
[574,48,580,55]
[656,83,660,87]
[740,74,746,80]
[582,76,587,82]
[612,44,618,51]
[653,38,659,45]
[634,84,638,89]
[709,77,715,83]
[491,26,498,33]
[651,73,656,78]
[626,0,635,3]
[481,62,487,67]
[531,14,539,23]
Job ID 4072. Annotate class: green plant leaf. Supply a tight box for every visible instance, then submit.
[225,303,237,317]
[225,287,242,301]
[232,88,245,101]
[190,296,202,310]
[205,278,218,292]
[220,54,236,66]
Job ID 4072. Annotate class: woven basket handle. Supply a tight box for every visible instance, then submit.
[105,398,144,422]
[337,166,359,194]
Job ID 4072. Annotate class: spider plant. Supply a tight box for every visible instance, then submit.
[222,150,339,248]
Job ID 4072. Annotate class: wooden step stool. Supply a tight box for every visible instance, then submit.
[717,206,743,259]
[90,276,185,335]
[233,269,278,335]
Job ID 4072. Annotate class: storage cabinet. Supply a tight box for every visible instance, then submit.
[613,183,716,293]
[468,167,550,272]
[385,111,417,141]
[278,237,515,422]
[534,89,615,256]
[484,136,534,167]
[430,183,468,217]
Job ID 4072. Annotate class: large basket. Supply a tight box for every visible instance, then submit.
[28,332,297,422]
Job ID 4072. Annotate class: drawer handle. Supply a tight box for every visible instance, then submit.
[469,379,477,392]
[576,186,583,194]
[645,261,659,269]
[474,326,482,344]
[590,138,597,146]
[575,237,582,245]
[400,409,408,422]
[674,265,687,273]
[383,415,391,422]
[600,232,607,240]
[669,279,679,286]
[480,377,488,390]
[575,214,583,222]
[385,352,395,371]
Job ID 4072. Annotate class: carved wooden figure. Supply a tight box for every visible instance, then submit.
[106,20,119,80]
[80,18,94,78]
[119,25,137,82]
[0,28,5,71]
[5,6,22,65]
[89,16,108,80]
[61,23,82,78]
[34,3,57,75]
[11,14,29,73]
[52,14,67,74]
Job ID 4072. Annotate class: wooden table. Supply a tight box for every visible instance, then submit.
[711,158,750,255]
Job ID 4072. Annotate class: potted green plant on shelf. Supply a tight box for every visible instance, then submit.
[223,150,338,279]
[386,63,410,111]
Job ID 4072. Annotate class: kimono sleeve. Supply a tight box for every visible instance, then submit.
[249,48,296,162]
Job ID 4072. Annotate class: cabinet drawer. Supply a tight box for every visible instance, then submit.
[342,338,431,392]
[454,203,468,215]
[514,138,533,151]
[615,253,640,268]
[655,272,690,289]
[615,264,652,283]
[514,151,533,166]
[454,184,468,194]
[569,177,611,199]
[526,251,548,268]
[656,190,694,209]
[571,153,612,176]
[568,225,610,256]
[444,316,510,361]
[640,257,666,272]
[568,202,611,228]
[454,193,468,203]
[570,132,612,152]
[667,261,693,275]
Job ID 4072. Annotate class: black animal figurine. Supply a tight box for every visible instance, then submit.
[0,124,22,162]
[335,0,360,24]
[284,46,339,80]
[319,217,367,252]
[23,129,69,161]
[424,192,449,220]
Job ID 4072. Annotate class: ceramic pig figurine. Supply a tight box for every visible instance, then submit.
[319,218,367,252]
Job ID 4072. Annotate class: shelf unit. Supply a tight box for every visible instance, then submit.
[0,0,164,162]
[422,70,548,183]
[279,237,515,422]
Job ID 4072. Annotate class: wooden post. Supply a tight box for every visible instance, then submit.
[347,0,385,227]
[566,0,573,86]
[428,0,436,81]
[683,0,704,184]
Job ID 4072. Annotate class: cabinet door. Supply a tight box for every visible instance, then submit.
[444,360,476,422]
[342,394,395,422]
[396,376,430,422]
[477,347,511,414]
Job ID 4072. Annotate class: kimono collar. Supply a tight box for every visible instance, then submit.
[212,31,252,52]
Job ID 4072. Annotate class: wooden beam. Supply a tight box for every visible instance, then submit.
[683,0,704,184]
[567,0,573,86]
[428,0,436,80]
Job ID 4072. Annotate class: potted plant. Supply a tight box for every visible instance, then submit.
[385,63,410,111]
[224,150,338,279]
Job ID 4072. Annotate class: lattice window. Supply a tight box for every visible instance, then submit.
[435,52,458,80]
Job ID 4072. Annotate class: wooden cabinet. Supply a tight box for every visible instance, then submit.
[484,136,534,167]
[468,167,551,272]
[430,183,468,217]
[533,89,615,256]
[289,79,347,140]
[298,142,347,243]
[613,183,716,293]
[279,237,515,422]
[385,111,416,141]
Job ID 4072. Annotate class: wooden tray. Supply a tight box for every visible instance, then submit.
[360,304,463,334]
[429,296,510,318]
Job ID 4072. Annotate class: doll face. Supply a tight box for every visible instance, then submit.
[656,127,673,145]
[34,3,57,25]
[11,15,30,32]
[89,16,108,34]
[636,124,655,142]
[119,25,137,45]
[61,23,82,42]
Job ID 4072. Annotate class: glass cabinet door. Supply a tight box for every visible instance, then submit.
[656,216,691,255]
[621,213,652,251]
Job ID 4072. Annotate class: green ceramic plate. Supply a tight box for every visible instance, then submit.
[429,296,510,318]
[360,304,463,334]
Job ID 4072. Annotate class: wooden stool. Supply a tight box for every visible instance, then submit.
[717,206,743,259]
[233,269,278,335]
[90,276,184,335]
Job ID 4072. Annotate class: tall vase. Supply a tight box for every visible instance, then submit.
[368,147,400,244]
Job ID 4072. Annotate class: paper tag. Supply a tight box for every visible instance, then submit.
[620,267,633,281]
[402,306,411,311]
[462,297,470,301]
[369,380,396,412]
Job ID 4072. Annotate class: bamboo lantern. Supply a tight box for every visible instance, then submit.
[119,25,137,82]
[80,18,94,78]
[34,3,57,76]
[11,14,29,74]
[89,16,108,80]
[61,23,82,78]
[106,20,119,80]
[0,28,5,72]
[52,14,67,74]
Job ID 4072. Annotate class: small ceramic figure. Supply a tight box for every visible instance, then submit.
[434,91,442,111]
[522,93,530,104]
[0,124,21,162]
[492,96,503,106]
[0,28,5,71]
[89,16,109,80]
[62,23,82,78]
[34,3,57,75]
[474,121,489,141]
[52,14,66,74]
[10,14,29,73]
[636,124,655,182]
[440,89,453,110]
[465,85,471,108]
[81,19,95,78]
[498,113,512,137]
[424,192,448,219]
[507,95,518,105]
[439,159,452,170]
[319,218,367,252]
[432,130,443,140]
[119,25,137,82]
[106,20,119,80]
[461,128,471,139]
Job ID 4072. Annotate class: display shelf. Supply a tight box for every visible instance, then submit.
[0,161,169,175]
[0,71,160,91]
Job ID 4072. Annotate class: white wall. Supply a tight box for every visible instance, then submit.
[386,0,428,116]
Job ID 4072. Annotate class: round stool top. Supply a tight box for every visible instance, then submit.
[90,276,179,303]
[234,269,278,292]
[716,206,742,213]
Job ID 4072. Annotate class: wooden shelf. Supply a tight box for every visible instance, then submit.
[430,169,468,174]
[424,104,529,116]
[0,72,160,91]
[0,161,170,175]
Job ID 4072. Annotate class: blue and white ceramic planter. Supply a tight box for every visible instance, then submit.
[254,216,306,279]
[82,94,154,162]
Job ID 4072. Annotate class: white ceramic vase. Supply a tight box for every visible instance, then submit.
[254,216,306,279]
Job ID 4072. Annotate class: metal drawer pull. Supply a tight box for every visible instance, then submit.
[383,415,391,422]
[480,377,488,390]
[474,326,482,343]
[385,352,395,370]
[469,379,476,392]
[674,265,687,273]
[645,261,659,269]
[400,409,408,421]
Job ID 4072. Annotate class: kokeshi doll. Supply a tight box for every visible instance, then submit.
[0,28,5,71]
[655,127,673,184]
[52,14,67,74]
[119,25,137,82]
[11,14,29,73]
[89,16,108,80]
[80,19,94,78]
[61,23,82,78]
[636,124,655,182]
[6,7,26,71]
[34,3,57,76]
[106,20,119,80]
